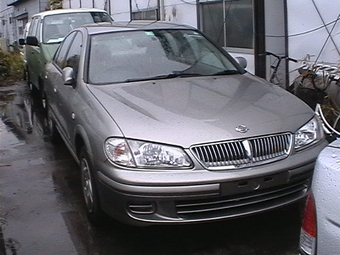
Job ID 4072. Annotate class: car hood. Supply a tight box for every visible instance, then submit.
[88,73,314,147]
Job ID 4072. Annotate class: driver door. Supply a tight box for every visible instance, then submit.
[46,32,81,146]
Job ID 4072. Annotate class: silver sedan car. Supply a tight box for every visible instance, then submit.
[44,21,327,226]
[300,138,340,255]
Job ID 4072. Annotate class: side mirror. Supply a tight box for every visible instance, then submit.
[235,57,247,69]
[222,47,247,69]
[62,67,75,86]
[26,36,39,46]
[18,38,26,45]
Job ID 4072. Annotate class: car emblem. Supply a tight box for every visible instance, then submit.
[235,124,249,133]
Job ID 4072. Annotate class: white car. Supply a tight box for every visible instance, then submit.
[300,138,340,254]
[19,8,112,96]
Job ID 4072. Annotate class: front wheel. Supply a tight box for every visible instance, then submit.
[79,147,106,225]
[45,102,61,143]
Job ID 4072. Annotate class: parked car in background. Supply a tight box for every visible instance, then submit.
[19,8,112,100]
[300,138,340,255]
[20,20,31,81]
[44,21,327,226]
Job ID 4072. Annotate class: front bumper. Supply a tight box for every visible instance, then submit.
[94,138,327,226]
[97,161,314,226]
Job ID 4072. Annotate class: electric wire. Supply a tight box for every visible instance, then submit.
[266,16,340,38]
[311,0,340,62]
[102,0,340,57]
[179,0,196,5]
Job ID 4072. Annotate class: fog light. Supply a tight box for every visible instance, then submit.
[128,202,156,214]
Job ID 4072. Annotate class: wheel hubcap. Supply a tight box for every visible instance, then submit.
[42,97,46,109]
[81,158,94,213]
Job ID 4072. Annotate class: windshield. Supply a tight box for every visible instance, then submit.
[43,12,112,43]
[88,29,241,84]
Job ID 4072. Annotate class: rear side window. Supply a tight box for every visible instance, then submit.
[28,17,39,37]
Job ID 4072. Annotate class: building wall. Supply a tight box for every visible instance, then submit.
[110,0,197,27]
[62,0,106,10]
[14,0,48,37]
[0,8,15,51]
[287,0,340,64]
[162,0,197,27]
[111,0,129,20]
[1,0,49,51]
[0,0,13,50]
[263,0,287,85]
[1,0,339,77]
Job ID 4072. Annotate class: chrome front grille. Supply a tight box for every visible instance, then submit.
[191,133,292,169]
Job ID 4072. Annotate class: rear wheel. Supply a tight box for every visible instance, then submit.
[39,80,47,111]
[26,68,33,92]
[79,147,106,225]
[23,66,27,81]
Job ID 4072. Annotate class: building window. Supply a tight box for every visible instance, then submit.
[18,26,23,35]
[200,0,254,49]
[132,8,159,20]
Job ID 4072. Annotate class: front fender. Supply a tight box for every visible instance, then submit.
[73,124,93,164]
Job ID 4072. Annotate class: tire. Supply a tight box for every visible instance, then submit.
[26,68,33,91]
[45,102,61,144]
[27,69,39,96]
[39,81,47,111]
[23,67,27,81]
[79,147,106,225]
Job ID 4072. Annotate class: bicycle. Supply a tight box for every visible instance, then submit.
[264,52,298,88]
[289,58,340,137]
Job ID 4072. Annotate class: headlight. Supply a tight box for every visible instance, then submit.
[104,138,193,168]
[294,116,323,150]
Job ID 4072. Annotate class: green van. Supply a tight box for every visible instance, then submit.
[19,8,112,99]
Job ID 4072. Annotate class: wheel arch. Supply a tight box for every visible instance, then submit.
[74,124,93,161]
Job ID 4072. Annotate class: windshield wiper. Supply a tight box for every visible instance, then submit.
[123,70,240,83]
[123,72,204,83]
[212,70,240,75]
[124,74,179,83]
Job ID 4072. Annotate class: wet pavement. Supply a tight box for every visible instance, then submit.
[0,81,303,255]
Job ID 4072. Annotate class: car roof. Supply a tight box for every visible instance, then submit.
[81,20,196,35]
[32,8,108,18]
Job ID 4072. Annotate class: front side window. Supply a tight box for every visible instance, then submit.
[42,12,112,43]
[201,0,254,49]
[88,29,240,84]
[54,32,77,69]
[65,32,83,77]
